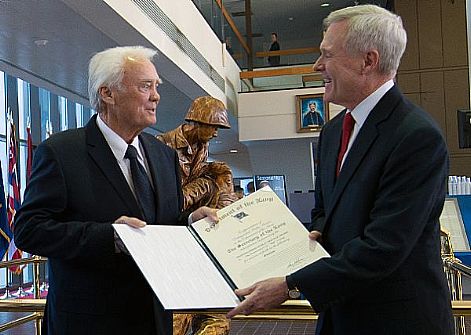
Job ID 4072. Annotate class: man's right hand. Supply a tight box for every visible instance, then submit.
[309,230,322,241]
[114,216,146,228]
[113,216,146,254]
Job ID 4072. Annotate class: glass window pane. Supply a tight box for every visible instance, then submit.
[58,96,67,131]
[75,103,83,127]
[0,72,6,135]
[17,78,30,140]
[39,88,50,141]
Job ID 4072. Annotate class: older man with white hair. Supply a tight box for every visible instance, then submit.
[15,46,217,335]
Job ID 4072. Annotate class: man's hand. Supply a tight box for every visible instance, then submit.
[113,216,146,254]
[114,215,146,228]
[191,206,219,223]
[226,277,289,318]
[309,230,322,241]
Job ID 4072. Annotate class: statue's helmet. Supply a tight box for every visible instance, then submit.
[185,96,231,129]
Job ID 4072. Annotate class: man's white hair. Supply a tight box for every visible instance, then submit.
[88,46,158,111]
[324,4,407,76]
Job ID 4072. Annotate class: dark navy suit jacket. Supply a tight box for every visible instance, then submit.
[292,86,454,335]
[15,115,184,335]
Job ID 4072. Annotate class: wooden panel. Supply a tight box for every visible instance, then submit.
[396,72,420,94]
[417,0,443,68]
[395,0,419,71]
[442,0,468,67]
[449,155,471,176]
[403,93,421,106]
[240,66,314,79]
[420,72,446,131]
[444,69,470,153]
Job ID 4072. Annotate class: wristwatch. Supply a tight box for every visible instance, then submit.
[286,275,301,299]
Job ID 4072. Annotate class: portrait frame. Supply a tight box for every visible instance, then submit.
[295,93,329,133]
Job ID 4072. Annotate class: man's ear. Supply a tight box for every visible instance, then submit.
[99,86,115,105]
[362,50,380,74]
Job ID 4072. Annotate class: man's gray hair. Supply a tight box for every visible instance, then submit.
[88,46,158,111]
[324,4,407,76]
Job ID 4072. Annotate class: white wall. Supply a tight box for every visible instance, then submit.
[238,87,343,141]
[217,137,317,195]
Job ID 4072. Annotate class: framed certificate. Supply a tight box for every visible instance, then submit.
[440,198,470,252]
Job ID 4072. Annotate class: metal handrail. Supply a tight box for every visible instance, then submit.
[0,255,48,335]
[445,258,471,278]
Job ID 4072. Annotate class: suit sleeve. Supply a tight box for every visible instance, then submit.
[14,142,115,266]
[291,123,448,312]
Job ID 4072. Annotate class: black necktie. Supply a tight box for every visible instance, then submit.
[125,145,156,224]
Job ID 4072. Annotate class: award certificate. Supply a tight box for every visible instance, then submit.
[114,187,329,310]
[191,186,330,289]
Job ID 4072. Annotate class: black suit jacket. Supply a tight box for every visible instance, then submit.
[15,115,185,335]
[291,86,454,334]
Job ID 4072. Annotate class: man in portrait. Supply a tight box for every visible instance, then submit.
[303,100,324,127]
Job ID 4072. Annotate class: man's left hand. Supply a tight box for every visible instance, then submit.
[191,206,219,223]
[226,277,289,318]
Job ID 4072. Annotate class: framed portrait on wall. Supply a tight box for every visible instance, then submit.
[295,93,329,133]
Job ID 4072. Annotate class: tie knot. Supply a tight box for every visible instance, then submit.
[125,145,138,160]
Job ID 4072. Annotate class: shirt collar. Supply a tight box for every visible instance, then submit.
[96,114,142,161]
[349,80,394,127]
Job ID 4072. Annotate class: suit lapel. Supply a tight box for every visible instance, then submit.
[324,85,402,221]
[85,115,141,217]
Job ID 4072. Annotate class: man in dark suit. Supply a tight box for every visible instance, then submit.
[227,5,454,335]
[14,46,217,335]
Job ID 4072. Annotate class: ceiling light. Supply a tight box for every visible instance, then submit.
[288,17,294,21]
[34,39,48,47]
[230,149,238,153]
[320,3,330,7]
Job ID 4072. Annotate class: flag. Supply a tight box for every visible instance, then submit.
[7,120,23,274]
[26,124,33,185]
[0,162,12,260]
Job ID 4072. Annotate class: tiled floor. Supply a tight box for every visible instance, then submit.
[230,320,316,335]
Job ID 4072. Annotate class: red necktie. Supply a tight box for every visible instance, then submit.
[336,112,355,176]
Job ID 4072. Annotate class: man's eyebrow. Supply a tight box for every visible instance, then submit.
[140,78,163,84]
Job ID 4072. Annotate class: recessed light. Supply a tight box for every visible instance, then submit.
[34,39,48,47]
[288,17,294,21]
[230,149,238,153]
[321,3,330,7]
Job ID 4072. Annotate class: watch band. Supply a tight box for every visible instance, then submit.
[286,275,297,290]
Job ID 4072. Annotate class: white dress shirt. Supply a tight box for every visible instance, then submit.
[96,115,154,200]
[339,80,394,171]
